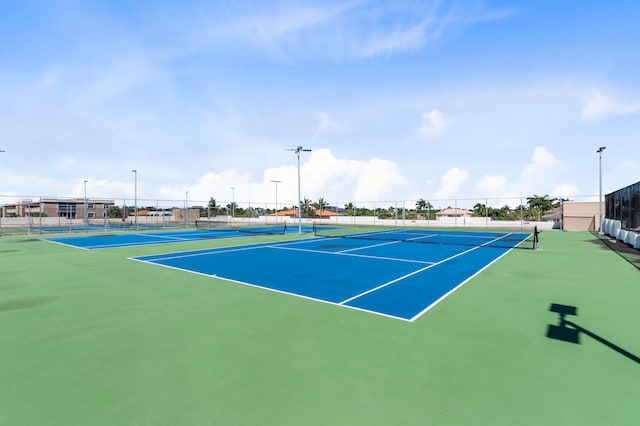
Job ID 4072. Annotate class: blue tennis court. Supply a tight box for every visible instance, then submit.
[42,226,289,250]
[132,229,533,321]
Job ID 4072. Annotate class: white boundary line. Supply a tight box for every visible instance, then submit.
[128,255,414,322]
[39,238,92,251]
[338,239,404,252]
[408,242,519,322]
[42,230,308,250]
[141,244,271,261]
[269,245,434,265]
[134,233,194,241]
[339,233,514,306]
[136,237,317,261]
[129,231,529,322]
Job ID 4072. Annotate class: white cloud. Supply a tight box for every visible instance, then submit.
[355,157,406,201]
[205,1,502,60]
[476,174,508,196]
[466,147,573,205]
[550,183,578,198]
[520,146,561,184]
[582,87,640,120]
[302,149,406,203]
[107,148,408,207]
[417,109,451,138]
[71,178,138,201]
[207,1,365,60]
[436,167,469,199]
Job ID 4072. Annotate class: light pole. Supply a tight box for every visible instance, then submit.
[270,180,281,224]
[597,146,606,234]
[83,180,88,228]
[185,190,189,228]
[131,169,138,230]
[287,146,312,234]
[230,186,235,221]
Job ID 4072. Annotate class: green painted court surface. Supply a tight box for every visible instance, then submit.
[1,230,639,425]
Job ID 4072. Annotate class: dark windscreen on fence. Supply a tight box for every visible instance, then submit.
[606,181,640,231]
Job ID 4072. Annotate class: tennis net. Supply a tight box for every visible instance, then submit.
[195,219,287,235]
[313,223,539,250]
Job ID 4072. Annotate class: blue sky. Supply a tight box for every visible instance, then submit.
[1,0,639,209]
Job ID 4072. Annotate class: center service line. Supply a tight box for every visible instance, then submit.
[338,233,513,305]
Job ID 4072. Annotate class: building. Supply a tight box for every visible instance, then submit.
[435,208,472,218]
[554,202,599,231]
[1,197,115,219]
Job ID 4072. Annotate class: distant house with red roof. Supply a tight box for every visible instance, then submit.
[268,209,298,217]
[435,208,472,218]
[269,208,342,218]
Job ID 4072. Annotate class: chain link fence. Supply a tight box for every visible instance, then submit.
[1,193,598,236]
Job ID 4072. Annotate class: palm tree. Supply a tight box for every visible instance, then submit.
[526,195,554,211]
[345,202,355,216]
[317,197,326,217]
[208,197,217,216]
[302,198,314,218]
[107,205,122,218]
[415,199,426,216]
[500,205,514,219]
[227,202,238,217]
[527,194,555,221]
[473,203,487,217]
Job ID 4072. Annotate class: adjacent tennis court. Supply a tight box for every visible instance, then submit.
[42,225,289,249]
[133,228,534,321]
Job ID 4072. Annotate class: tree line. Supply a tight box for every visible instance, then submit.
[103,194,564,221]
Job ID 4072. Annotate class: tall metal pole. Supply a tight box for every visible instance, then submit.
[597,146,606,234]
[185,190,189,228]
[297,153,301,232]
[230,187,235,221]
[271,180,281,223]
[83,180,88,228]
[131,169,138,230]
[287,146,312,234]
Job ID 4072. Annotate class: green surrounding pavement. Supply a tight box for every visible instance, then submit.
[1,230,639,425]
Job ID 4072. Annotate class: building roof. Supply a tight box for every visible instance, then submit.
[316,210,341,217]
[436,208,472,217]
[268,209,298,216]
[268,209,342,217]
